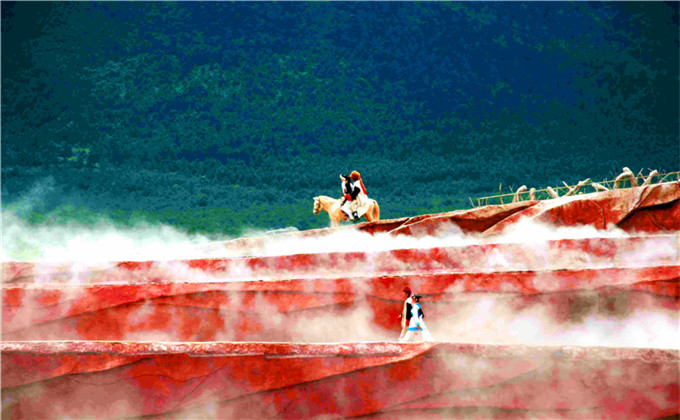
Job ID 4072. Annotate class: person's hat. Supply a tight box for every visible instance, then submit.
[350,171,361,180]
[403,287,412,294]
[413,294,422,300]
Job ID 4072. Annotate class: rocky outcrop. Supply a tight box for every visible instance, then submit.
[2,182,678,418]
[2,342,677,419]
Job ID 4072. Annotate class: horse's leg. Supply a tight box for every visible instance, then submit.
[330,211,341,228]
[363,203,377,223]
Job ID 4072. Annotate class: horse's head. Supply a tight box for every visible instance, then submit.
[313,196,321,215]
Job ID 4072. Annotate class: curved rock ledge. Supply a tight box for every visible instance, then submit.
[2,341,678,419]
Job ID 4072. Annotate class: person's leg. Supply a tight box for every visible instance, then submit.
[341,201,353,220]
[400,329,414,343]
[349,200,358,220]
[399,323,408,341]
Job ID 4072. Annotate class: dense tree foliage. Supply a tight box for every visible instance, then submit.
[2,2,678,236]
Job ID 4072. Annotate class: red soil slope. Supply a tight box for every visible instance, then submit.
[2,341,678,419]
[2,182,679,418]
[2,234,677,342]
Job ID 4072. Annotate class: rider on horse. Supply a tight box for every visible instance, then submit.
[340,171,368,221]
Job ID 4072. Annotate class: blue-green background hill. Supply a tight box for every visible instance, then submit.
[2,2,678,236]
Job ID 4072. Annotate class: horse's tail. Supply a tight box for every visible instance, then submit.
[372,200,380,221]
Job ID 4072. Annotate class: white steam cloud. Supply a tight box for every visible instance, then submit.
[3,185,652,265]
[2,210,218,262]
[429,296,680,350]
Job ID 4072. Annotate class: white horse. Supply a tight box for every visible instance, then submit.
[313,195,380,227]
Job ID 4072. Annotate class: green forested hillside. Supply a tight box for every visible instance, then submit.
[2,2,678,236]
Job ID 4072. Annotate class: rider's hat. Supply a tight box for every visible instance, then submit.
[350,171,361,180]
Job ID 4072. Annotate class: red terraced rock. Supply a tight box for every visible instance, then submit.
[2,234,677,341]
[3,235,677,285]
[363,181,680,237]
[2,264,678,342]
[1,182,679,418]
[128,181,679,255]
[1,341,677,419]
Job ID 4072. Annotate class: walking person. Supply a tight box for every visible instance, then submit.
[399,294,434,343]
[398,287,414,341]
